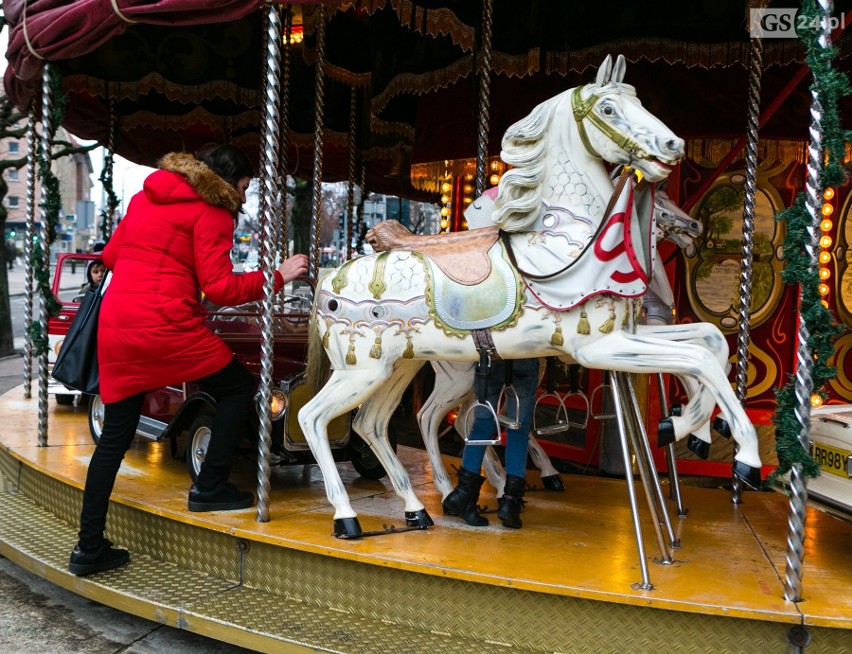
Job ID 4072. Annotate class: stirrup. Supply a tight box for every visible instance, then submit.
[565,388,591,430]
[533,392,570,437]
[496,384,521,430]
[461,400,504,446]
[590,381,616,421]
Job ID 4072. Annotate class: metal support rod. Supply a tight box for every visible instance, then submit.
[474,0,493,198]
[609,372,653,590]
[37,64,53,447]
[345,86,358,261]
[731,23,764,505]
[784,0,832,603]
[277,5,294,257]
[624,373,678,553]
[656,373,687,517]
[308,3,327,280]
[22,103,37,398]
[103,99,118,240]
[255,3,283,523]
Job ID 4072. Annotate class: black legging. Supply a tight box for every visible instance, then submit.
[77,357,254,551]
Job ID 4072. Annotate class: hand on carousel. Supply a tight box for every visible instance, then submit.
[277,253,309,284]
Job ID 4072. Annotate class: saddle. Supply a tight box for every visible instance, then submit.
[366,220,500,286]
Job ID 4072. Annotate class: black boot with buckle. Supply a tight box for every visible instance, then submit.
[497,474,526,529]
[442,467,489,526]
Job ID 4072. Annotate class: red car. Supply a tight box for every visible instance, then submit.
[49,253,390,481]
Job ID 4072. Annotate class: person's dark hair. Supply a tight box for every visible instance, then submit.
[194,143,254,187]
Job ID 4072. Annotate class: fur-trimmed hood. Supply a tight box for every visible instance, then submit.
[145,152,242,214]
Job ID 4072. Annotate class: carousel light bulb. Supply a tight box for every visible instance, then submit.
[811,393,824,407]
[822,299,830,308]
[440,206,450,217]
[820,267,831,280]
[820,235,833,249]
[440,219,449,230]
[490,160,499,171]
[441,182,452,194]
[463,196,473,204]
[824,187,835,201]
[441,194,450,204]
[463,184,473,194]
[821,219,833,232]
[819,251,832,264]
[818,283,830,296]
[822,203,834,216]
[461,220,468,229]
[489,173,500,186]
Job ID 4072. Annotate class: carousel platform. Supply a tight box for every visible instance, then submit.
[0,388,851,653]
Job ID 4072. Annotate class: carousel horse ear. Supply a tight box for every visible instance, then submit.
[612,54,627,84]
[595,55,613,87]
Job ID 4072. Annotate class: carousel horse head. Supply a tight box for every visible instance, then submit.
[491,54,685,233]
[654,188,702,248]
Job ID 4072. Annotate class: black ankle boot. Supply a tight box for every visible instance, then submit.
[442,468,489,526]
[497,474,526,529]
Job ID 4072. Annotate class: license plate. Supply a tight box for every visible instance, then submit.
[811,441,851,478]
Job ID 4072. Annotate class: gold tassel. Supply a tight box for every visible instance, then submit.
[622,308,629,328]
[346,342,357,365]
[403,337,414,359]
[369,336,382,359]
[599,312,615,333]
[577,309,591,335]
[322,329,330,348]
[550,325,564,346]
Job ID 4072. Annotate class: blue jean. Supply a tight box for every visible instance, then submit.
[461,358,539,479]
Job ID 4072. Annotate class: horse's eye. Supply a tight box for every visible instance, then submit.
[601,104,614,116]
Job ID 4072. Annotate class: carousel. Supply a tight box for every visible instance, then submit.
[1,1,852,652]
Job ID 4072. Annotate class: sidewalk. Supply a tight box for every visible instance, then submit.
[6,261,81,297]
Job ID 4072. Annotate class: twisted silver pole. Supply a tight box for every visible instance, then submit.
[346,85,358,261]
[23,103,37,398]
[474,0,493,198]
[255,3,283,523]
[256,5,271,266]
[784,0,832,603]
[277,5,294,256]
[308,3,327,280]
[37,64,53,447]
[103,99,118,239]
[732,24,764,504]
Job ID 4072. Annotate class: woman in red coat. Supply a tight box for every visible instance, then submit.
[69,144,308,577]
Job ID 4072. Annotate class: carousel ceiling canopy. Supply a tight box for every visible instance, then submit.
[3,0,852,200]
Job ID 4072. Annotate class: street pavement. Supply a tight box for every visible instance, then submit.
[0,265,255,653]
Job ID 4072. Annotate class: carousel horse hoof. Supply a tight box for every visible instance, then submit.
[669,404,682,417]
[333,517,363,539]
[686,434,710,460]
[732,461,762,491]
[405,509,434,529]
[713,416,733,439]
[657,418,676,447]
[541,474,566,491]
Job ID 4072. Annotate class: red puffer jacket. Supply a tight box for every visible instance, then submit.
[98,153,282,403]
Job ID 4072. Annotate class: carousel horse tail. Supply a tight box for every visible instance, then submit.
[305,292,331,393]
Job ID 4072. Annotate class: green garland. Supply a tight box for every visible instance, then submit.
[771,0,852,483]
[27,67,67,356]
[98,148,118,240]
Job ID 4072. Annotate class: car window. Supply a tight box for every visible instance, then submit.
[55,257,96,304]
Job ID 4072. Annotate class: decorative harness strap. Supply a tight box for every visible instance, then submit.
[571,86,650,162]
[500,166,632,281]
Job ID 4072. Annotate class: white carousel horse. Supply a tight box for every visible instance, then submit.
[299,55,762,538]
[416,182,706,500]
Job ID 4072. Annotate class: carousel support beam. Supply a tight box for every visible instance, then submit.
[308,4,327,280]
[102,99,119,241]
[277,5,294,256]
[255,3,284,524]
[731,13,764,505]
[37,64,53,447]
[474,0,493,198]
[22,102,37,399]
[784,0,833,604]
[345,86,358,261]
[681,12,848,213]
